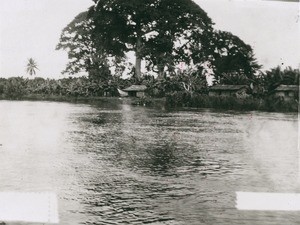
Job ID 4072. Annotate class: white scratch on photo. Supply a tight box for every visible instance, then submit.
[0,192,59,223]
[236,192,300,211]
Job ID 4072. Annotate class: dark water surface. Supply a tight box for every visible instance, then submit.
[0,100,298,225]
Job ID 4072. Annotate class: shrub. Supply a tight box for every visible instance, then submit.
[166,91,298,112]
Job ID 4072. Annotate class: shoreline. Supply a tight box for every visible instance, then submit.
[0,94,298,113]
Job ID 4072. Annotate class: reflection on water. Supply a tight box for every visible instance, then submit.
[0,100,298,225]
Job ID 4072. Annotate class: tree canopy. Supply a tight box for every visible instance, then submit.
[88,0,214,79]
[57,0,261,83]
[190,30,261,82]
[56,11,113,81]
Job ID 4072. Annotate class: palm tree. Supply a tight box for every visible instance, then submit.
[26,58,39,76]
[264,66,300,92]
[282,66,300,85]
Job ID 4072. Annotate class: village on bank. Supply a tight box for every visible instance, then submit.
[120,84,299,102]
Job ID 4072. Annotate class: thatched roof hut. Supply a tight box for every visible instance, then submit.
[123,85,147,97]
[274,85,299,101]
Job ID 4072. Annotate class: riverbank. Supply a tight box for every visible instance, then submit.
[165,92,299,112]
[0,94,121,103]
[1,93,298,113]
[0,94,167,109]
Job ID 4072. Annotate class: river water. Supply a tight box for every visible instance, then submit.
[0,100,298,225]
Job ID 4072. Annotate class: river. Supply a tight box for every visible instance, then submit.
[0,100,298,225]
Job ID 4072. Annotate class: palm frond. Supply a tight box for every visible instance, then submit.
[25,58,39,76]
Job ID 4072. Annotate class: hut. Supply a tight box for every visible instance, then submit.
[274,85,299,101]
[209,85,248,98]
[123,85,147,98]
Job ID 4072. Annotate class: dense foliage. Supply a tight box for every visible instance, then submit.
[57,0,260,81]
[88,0,215,79]
[262,66,299,93]
[165,92,298,112]
[0,65,298,112]
[0,77,128,98]
[56,11,115,81]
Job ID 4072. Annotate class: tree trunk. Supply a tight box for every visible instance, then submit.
[157,65,164,79]
[135,37,142,81]
[135,56,141,81]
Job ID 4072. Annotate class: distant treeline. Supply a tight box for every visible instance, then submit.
[0,77,127,99]
[165,92,298,112]
[0,65,298,112]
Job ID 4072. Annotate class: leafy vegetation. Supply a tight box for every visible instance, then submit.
[165,92,298,112]
[0,77,123,99]
[57,0,260,82]
[88,0,215,79]
[0,65,298,112]
[262,66,299,93]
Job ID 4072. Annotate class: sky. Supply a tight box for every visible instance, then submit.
[0,0,299,78]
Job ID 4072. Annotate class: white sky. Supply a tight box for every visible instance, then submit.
[0,0,299,78]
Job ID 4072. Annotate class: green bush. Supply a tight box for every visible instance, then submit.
[3,77,28,99]
[0,76,123,98]
[166,91,298,112]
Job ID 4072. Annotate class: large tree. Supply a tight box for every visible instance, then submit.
[190,30,261,83]
[56,11,112,81]
[57,0,261,83]
[88,0,214,79]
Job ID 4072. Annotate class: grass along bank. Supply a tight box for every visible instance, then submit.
[0,92,298,112]
[0,77,298,112]
[165,92,298,112]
